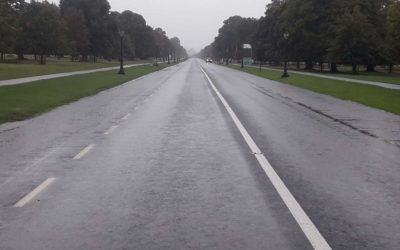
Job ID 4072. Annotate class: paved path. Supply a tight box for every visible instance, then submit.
[0,63,150,87]
[246,65,400,90]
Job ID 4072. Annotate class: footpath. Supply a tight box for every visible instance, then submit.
[0,63,149,87]
[246,65,400,90]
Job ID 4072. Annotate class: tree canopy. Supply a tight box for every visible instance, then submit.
[1,0,187,64]
[201,0,400,73]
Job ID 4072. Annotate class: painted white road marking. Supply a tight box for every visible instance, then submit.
[201,67,331,250]
[14,178,56,208]
[104,125,118,135]
[73,144,95,160]
[122,113,131,120]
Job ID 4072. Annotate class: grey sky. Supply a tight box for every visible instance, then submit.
[50,0,270,52]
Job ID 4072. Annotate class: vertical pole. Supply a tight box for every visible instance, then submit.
[119,35,125,74]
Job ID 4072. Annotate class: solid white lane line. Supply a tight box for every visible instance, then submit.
[122,113,131,120]
[201,67,331,250]
[104,125,118,135]
[14,178,56,208]
[73,144,95,160]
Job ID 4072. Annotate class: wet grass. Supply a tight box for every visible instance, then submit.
[229,65,400,115]
[0,63,174,124]
[0,58,150,80]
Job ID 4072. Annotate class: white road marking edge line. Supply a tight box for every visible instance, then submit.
[104,125,118,135]
[200,67,331,250]
[13,178,56,208]
[73,144,95,160]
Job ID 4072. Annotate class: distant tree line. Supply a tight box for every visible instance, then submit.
[0,0,187,64]
[200,0,400,73]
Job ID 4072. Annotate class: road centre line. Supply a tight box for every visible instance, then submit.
[200,67,331,250]
[73,144,95,160]
[13,178,56,208]
[104,125,118,135]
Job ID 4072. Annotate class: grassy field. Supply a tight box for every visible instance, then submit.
[0,57,150,80]
[230,65,400,115]
[0,63,174,124]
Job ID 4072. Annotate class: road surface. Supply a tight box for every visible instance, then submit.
[0,59,399,249]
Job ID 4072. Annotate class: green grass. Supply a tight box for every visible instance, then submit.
[0,58,149,80]
[0,63,174,124]
[230,65,400,115]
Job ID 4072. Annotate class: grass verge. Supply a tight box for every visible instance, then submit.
[0,59,149,80]
[229,65,400,115]
[0,63,174,124]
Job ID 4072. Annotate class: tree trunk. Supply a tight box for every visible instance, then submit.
[305,61,313,70]
[296,61,300,70]
[352,64,357,74]
[0,52,4,61]
[17,53,24,60]
[82,55,88,62]
[320,62,324,72]
[39,54,47,64]
[389,64,393,73]
[366,64,375,72]
[330,63,338,73]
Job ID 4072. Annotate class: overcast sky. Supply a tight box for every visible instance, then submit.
[50,0,269,52]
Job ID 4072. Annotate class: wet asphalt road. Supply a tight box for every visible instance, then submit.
[0,59,399,249]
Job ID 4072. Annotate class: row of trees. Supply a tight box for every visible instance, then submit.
[200,0,400,73]
[0,0,187,64]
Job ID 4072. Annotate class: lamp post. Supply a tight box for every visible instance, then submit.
[282,32,290,78]
[118,30,125,75]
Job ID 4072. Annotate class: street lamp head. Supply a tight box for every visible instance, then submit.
[283,32,290,40]
[118,30,125,38]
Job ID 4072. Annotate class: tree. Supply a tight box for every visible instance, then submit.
[153,28,169,63]
[62,7,90,61]
[212,16,258,63]
[0,0,24,60]
[385,1,400,72]
[19,1,65,64]
[328,5,383,73]
[60,0,112,61]
[252,1,286,65]
[169,37,187,61]
[114,11,153,60]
